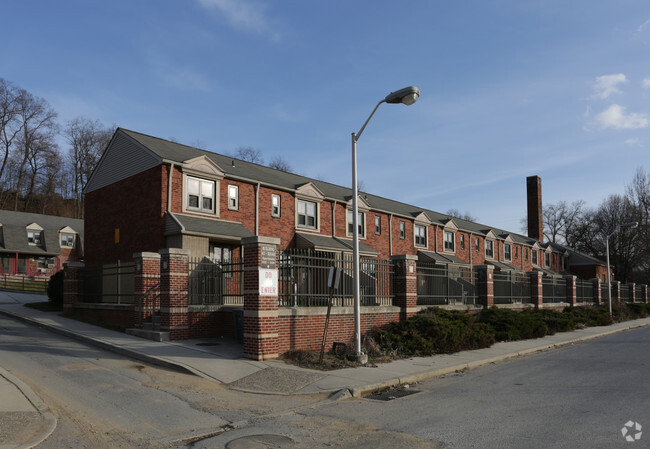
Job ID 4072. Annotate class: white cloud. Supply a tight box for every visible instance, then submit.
[625,138,641,146]
[593,74,627,99]
[594,104,649,130]
[643,78,650,88]
[197,0,280,41]
[638,19,650,33]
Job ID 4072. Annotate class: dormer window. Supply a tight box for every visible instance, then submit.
[443,231,455,252]
[485,240,494,259]
[61,233,75,248]
[187,176,215,213]
[347,210,366,238]
[28,231,42,246]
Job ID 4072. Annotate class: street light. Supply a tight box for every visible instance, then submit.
[606,221,638,317]
[351,86,420,361]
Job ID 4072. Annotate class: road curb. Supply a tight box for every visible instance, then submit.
[349,320,650,398]
[0,366,57,449]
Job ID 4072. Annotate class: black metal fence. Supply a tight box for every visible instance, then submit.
[542,276,567,303]
[417,263,477,305]
[493,271,531,304]
[620,284,630,302]
[576,279,594,304]
[0,274,48,293]
[278,249,394,307]
[188,257,243,305]
[80,263,135,304]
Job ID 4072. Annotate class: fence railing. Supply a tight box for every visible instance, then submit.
[0,274,48,293]
[620,284,630,302]
[576,279,594,304]
[80,262,135,304]
[278,249,394,307]
[542,276,566,303]
[417,263,477,305]
[188,257,243,306]
[493,271,531,304]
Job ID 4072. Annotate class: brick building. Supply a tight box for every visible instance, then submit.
[84,129,577,275]
[0,210,83,276]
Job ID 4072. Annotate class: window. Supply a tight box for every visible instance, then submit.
[399,221,406,239]
[525,248,529,261]
[187,176,215,213]
[545,253,550,267]
[444,231,454,252]
[228,185,239,210]
[27,231,42,246]
[485,240,494,259]
[347,210,365,238]
[271,194,281,217]
[60,233,75,248]
[211,245,232,264]
[375,216,381,235]
[38,257,55,269]
[515,247,519,259]
[504,244,512,261]
[460,235,465,250]
[475,238,480,252]
[532,250,538,266]
[415,225,427,247]
[297,200,317,229]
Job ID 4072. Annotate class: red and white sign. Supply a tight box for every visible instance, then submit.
[259,269,278,295]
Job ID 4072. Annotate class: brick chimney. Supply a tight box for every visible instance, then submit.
[527,175,543,242]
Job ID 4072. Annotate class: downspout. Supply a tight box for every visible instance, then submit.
[389,214,393,256]
[167,163,175,213]
[332,201,337,237]
[255,183,260,235]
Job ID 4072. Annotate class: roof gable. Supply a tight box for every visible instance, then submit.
[26,222,44,231]
[295,182,325,201]
[182,155,225,179]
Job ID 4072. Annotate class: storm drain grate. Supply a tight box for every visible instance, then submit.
[365,388,420,401]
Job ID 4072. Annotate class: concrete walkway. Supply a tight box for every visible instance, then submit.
[1,290,649,447]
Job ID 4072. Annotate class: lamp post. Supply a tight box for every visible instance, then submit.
[606,221,638,317]
[351,86,420,360]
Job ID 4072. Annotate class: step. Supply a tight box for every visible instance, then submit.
[126,328,170,342]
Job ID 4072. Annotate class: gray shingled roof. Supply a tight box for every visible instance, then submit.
[119,128,555,252]
[418,249,469,266]
[295,232,379,255]
[166,213,254,241]
[0,210,84,256]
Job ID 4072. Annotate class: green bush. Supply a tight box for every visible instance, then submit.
[565,305,612,327]
[377,308,495,356]
[625,303,648,319]
[537,308,576,334]
[477,307,548,341]
[47,271,64,309]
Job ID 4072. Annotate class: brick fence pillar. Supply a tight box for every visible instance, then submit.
[63,262,84,316]
[133,252,161,328]
[629,283,636,303]
[160,248,189,340]
[592,278,602,305]
[642,285,648,304]
[477,265,494,308]
[242,236,280,361]
[612,281,621,305]
[391,255,418,320]
[530,271,543,309]
[565,275,577,307]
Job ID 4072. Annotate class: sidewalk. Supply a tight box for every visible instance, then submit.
[1,291,650,447]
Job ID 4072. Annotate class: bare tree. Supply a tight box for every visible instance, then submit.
[234,146,264,164]
[446,208,477,222]
[13,89,58,211]
[0,79,22,189]
[269,155,292,172]
[64,117,112,217]
[542,200,586,244]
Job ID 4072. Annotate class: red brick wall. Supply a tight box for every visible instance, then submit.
[85,166,166,266]
[258,187,295,249]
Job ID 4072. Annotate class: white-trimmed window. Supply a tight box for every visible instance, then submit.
[415,225,427,247]
[485,240,494,259]
[187,176,215,213]
[399,221,406,239]
[515,247,519,259]
[504,244,512,261]
[271,194,281,217]
[297,199,317,229]
[60,233,75,248]
[460,234,465,250]
[375,216,381,235]
[444,231,454,252]
[27,231,42,246]
[475,238,480,252]
[228,185,239,210]
[532,250,538,266]
[545,253,550,267]
[347,210,365,238]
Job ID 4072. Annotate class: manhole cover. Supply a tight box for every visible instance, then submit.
[366,388,420,401]
[196,342,219,346]
[226,434,294,448]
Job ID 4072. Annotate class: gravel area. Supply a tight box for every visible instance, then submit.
[230,367,324,393]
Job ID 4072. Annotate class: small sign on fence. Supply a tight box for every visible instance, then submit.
[259,269,278,295]
[260,245,276,269]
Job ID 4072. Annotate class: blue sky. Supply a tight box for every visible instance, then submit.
[3,0,649,233]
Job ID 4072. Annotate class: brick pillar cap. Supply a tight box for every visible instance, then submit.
[527,270,543,277]
[134,252,161,259]
[390,254,418,262]
[159,248,190,256]
[63,262,85,269]
[242,236,281,246]
[475,264,495,271]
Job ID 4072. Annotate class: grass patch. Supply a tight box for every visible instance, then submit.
[24,301,62,312]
